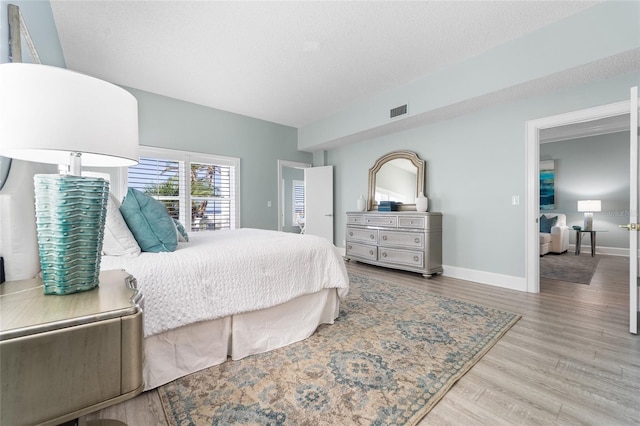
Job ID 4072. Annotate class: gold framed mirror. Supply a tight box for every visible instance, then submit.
[367,150,425,211]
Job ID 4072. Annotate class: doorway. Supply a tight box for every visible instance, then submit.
[526,100,633,294]
[277,160,311,233]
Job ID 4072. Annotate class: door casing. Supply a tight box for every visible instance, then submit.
[525,99,634,294]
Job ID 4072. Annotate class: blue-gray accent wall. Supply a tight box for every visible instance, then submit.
[540,132,630,250]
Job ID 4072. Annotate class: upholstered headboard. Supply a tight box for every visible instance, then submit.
[0,159,57,281]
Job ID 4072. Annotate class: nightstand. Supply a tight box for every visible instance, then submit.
[0,269,144,426]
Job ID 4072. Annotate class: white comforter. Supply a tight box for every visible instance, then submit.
[100,228,349,337]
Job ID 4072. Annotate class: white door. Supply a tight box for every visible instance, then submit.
[304,166,334,243]
[625,87,639,334]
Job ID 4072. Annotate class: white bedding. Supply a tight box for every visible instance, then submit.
[100,228,349,338]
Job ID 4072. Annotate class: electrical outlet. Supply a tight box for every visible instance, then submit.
[512,195,520,206]
[267,200,272,208]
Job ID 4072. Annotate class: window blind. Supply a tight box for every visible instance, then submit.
[127,148,239,232]
[293,180,305,223]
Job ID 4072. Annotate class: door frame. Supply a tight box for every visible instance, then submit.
[525,99,633,293]
[277,160,311,232]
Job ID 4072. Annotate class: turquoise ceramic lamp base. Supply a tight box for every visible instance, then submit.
[34,174,109,295]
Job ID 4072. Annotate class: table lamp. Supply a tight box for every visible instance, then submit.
[577,200,601,231]
[0,63,138,295]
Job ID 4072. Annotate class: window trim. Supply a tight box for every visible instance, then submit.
[133,145,241,230]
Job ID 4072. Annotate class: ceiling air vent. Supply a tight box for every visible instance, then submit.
[390,104,408,119]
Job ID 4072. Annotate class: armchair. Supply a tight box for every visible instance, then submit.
[540,213,570,255]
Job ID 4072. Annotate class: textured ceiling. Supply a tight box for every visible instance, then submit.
[50,1,601,128]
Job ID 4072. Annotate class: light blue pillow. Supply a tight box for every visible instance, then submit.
[539,214,558,233]
[120,188,178,252]
[173,218,189,242]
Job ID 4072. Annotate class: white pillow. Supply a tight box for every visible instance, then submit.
[103,193,141,257]
[0,160,57,281]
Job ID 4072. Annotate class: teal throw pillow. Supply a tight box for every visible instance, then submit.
[173,218,189,242]
[120,188,178,252]
[539,214,558,233]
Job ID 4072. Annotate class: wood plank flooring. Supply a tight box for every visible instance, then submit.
[84,255,639,425]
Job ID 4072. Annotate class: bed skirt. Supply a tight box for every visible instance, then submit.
[143,288,340,390]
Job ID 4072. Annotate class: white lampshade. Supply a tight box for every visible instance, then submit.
[0,63,138,167]
[0,63,139,295]
[577,200,602,212]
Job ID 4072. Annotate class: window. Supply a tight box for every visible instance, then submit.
[292,179,305,224]
[127,147,240,232]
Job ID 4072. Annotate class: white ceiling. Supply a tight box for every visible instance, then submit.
[50,1,602,128]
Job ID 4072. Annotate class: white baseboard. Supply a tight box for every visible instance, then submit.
[339,245,632,293]
[441,265,527,292]
[568,244,631,257]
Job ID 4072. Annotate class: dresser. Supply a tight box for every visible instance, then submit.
[345,211,443,277]
[0,269,144,426]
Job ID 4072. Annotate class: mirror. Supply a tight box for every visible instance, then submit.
[368,150,425,211]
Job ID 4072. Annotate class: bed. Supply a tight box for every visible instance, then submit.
[101,228,349,390]
[0,160,349,391]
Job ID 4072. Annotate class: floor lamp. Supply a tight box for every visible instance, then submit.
[0,63,138,295]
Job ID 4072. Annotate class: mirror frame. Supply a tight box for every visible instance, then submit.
[367,150,425,211]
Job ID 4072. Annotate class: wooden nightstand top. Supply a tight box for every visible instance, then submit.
[0,269,142,340]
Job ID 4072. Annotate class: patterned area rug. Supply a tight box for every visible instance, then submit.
[158,273,521,425]
[540,253,601,284]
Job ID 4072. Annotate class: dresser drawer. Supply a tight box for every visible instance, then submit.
[379,230,424,249]
[398,216,425,229]
[364,215,397,227]
[347,214,365,225]
[346,242,377,260]
[378,247,424,268]
[347,227,378,244]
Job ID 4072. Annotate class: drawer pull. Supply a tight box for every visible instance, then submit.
[370,234,375,239]
[349,232,353,236]
[415,238,420,243]
[382,235,387,241]
[410,220,414,224]
[369,250,374,255]
[382,252,387,258]
[389,220,393,224]
[413,255,419,262]
[348,245,352,250]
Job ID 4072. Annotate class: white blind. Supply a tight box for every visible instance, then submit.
[190,162,233,231]
[127,148,239,231]
[128,157,181,218]
[293,179,305,222]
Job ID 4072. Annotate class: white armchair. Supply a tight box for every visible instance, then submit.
[540,213,570,255]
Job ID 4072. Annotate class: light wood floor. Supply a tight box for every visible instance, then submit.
[84,255,639,425]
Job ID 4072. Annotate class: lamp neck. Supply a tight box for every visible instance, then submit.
[66,152,83,176]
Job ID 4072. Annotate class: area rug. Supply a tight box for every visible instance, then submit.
[158,273,521,425]
[540,252,601,284]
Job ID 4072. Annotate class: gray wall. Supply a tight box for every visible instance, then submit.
[325,73,638,279]
[125,88,311,230]
[0,0,64,67]
[540,132,630,250]
[304,1,639,282]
